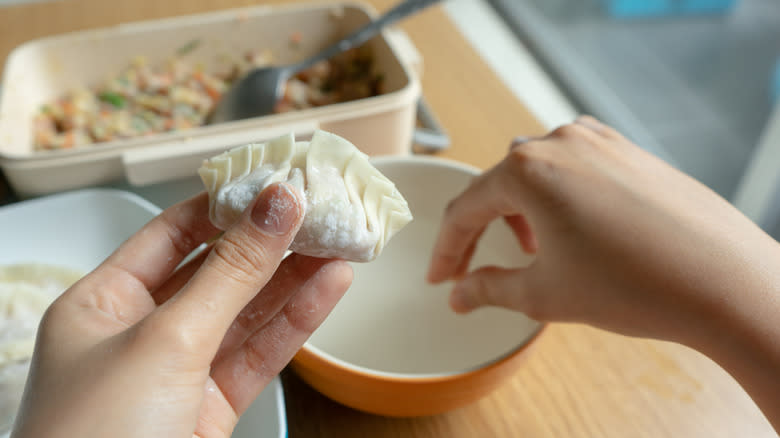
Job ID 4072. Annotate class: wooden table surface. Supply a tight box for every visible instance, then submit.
[1,0,775,436]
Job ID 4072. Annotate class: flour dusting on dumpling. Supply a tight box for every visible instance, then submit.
[198,130,413,262]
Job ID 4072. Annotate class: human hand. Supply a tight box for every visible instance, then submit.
[11,183,352,438]
[427,116,780,347]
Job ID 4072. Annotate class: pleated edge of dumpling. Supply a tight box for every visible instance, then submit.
[197,132,299,229]
[308,131,413,261]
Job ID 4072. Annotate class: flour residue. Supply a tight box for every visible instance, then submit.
[291,165,377,261]
[264,180,302,231]
[0,263,83,434]
[215,165,305,230]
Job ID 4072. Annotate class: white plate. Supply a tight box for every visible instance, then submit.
[0,188,287,438]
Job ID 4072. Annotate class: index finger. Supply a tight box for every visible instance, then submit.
[426,162,517,283]
[149,183,305,354]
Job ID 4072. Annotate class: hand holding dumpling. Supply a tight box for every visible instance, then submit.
[11,184,352,438]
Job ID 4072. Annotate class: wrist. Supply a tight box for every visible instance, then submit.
[683,243,780,429]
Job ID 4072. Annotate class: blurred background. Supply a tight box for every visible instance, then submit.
[450,0,780,239]
[3,0,780,237]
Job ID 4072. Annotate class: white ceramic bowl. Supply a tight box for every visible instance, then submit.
[291,156,545,417]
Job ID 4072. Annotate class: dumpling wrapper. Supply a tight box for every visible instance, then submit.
[198,130,413,262]
[0,263,83,434]
[0,263,83,366]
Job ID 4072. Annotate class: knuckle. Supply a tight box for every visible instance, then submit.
[471,275,492,307]
[282,298,321,334]
[159,211,201,259]
[211,232,275,285]
[506,143,558,185]
[241,336,276,379]
[136,316,203,353]
[548,123,603,157]
[549,123,588,140]
[506,140,542,166]
[196,413,237,438]
[471,268,502,306]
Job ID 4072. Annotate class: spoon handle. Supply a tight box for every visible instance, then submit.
[293,0,444,73]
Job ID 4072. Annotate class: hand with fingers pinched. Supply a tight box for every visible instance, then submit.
[11,183,352,438]
[426,116,780,430]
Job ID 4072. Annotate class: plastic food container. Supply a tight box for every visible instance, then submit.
[0,2,423,197]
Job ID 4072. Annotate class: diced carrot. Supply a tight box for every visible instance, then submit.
[289,32,303,45]
[62,131,75,149]
[61,101,75,115]
[204,87,221,101]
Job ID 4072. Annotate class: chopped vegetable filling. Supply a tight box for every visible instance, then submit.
[33,47,382,151]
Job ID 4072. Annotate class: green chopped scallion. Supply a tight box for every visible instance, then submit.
[176,39,202,56]
[99,92,126,108]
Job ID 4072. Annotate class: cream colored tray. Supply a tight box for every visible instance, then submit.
[0,2,422,196]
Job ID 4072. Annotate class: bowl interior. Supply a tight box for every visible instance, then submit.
[306,157,541,377]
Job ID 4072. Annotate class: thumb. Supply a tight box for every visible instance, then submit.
[147,182,304,355]
[450,266,533,314]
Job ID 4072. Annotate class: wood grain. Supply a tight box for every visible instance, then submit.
[283,324,775,437]
[0,0,775,436]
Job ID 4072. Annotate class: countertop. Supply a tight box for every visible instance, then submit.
[0,0,775,436]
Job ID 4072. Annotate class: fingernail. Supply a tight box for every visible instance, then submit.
[251,183,302,235]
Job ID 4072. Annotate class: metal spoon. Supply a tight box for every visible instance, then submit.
[208,0,443,124]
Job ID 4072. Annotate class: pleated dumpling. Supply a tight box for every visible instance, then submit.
[198,130,413,262]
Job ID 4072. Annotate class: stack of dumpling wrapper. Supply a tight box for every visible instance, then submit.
[0,264,83,433]
[199,130,413,262]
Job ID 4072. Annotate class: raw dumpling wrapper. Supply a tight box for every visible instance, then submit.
[0,263,83,434]
[0,263,83,367]
[198,130,413,262]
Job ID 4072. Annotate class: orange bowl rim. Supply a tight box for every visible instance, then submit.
[298,322,548,383]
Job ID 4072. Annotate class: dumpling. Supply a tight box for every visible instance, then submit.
[198,130,413,262]
[0,263,82,434]
[0,264,82,367]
